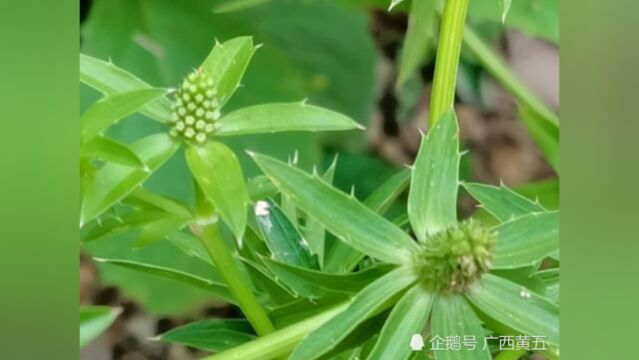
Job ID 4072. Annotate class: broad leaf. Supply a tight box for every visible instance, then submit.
[251,153,416,265]
[261,257,393,299]
[290,266,416,360]
[81,88,169,143]
[397,0,436,87]
[408,111,460,241]
[431,294,492,360]
[466,274,559,345]
[157,319,255,352]
[80,306,120,348]
[94,258,234,304]
[254,199,318,269]
[186,141,249,241]
[519,104,560,172]
[81,136,144,167]
[368,285,434,360]
[216,103,363,136]
[79,54,172,122]
[200,36,256,107]
[463,182,545,222]
[492,211,559,269]
[80,134,180,225]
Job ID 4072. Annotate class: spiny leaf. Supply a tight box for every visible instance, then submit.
[254,199,319,269]
[368,285,434,360]
[289,267,416,360]
[408,110,460,241]
[157,319,255,352]
[216,103,363,136]
[79,54,173,122]
[94,258,234,304]
[80,133,179,225]
[200,36,256,107]
[81,136,144,168]
[186,141,249,242]
[431,294,492,360]
[463,182,545,222]
[466,274,559,346]
[492,211,559,269]
[81,88,169,143]
[261,257,394,299]
[251,152,416,265]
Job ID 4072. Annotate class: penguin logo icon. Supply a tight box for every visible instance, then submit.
[409,334,425,351]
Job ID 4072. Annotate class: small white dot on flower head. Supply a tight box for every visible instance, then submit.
[171,113,178,122]
[210,98,219,107]
[185,116,195,125]
[189,85,197,93]
[195,132,207,143]
[188,73,197,81]
[182,93,191,101]
[205,111,214,120]
[182,80,191,88]
[184,128,195,138]
[176,99,183,106]
[178,107,186,116]
[203,101,211,109]
[213,109,221,120]
[187,103,196,111]
[195,108,204,117]
[195,120,206,130]
[169,128,178,137]
[195,94,204,103]
[205,89,215,97]
[207,79,214,86]
[205,123,215,133]
[175,121,185,131]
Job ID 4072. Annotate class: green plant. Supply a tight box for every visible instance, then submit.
[80,0,559,358]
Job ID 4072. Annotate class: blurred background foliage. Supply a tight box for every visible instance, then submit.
[80,0,558,315]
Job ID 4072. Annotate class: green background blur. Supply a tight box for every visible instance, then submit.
[1,0,638,359]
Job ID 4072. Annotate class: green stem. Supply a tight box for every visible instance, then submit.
[462,26,559,127]
[429,0,469,125]
[202,303,348,360]
[195,221,275,336]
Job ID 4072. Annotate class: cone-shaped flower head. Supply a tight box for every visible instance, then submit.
[170,68,220,145]
[412,219,495,293]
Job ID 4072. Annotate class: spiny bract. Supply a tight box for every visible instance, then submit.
[412,219,495,293]
[170,68,221,145]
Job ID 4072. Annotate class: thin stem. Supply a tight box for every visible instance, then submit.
[203,303,348,360]
[194,221,275,336]
[462,26,559,128]
[429,0,469,125]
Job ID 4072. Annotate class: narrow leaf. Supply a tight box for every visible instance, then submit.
[81,88,169,143]
[157,319,255,352]
[519,104,560,172]
[129,188,193,220]
[213,0,272,14]
[492,211,559,269]
[408,110,460,241]
[254,199,318,269]
[364,168,411,214]
[388,0,406,11]
[499,0,512,23]
[304,156,338,267]
[80,306,120,348]
[80,133,179,225]
[81,136,144,167]
[431,294,492,360]
[397,0,436,87]
[79,54,172,122]
[251,153,416,265]
[216,103,363,136]
[247,175,278,201]
[94,258,234,304]
[466,274,559,346]
[134,214,191,248]
[261,257,394,299]
[201,37,256,107]
[368,285,434,360]
[463,182,545,222]
[241,258,297,304]
[186,141,249,241]
[290,267,416,360]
